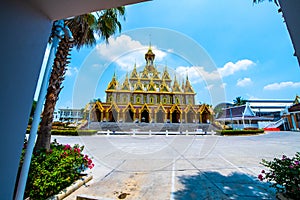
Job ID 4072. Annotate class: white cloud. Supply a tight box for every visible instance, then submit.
[175,66,221,84]
[218,59,255,77]
[221,83,227,89]
[237,77,252,87]
[174,59,255,84]
[264,81,300,90]
[96,35,167,71]
[92,63,101,68]
[206,84,214,90]
[65,66,79,77]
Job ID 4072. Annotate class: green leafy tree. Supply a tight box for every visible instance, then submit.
[35,8,125,150]
[233,96,247,106]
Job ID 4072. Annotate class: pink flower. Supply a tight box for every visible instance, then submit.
[64,144,71,150]
[294,161,299,166]
[289,165,294,169]
[88,163,95,169]
[258,174,263,181]
[73,147,81,154]
[282,155,287,160]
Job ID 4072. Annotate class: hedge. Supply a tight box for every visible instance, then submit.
[217,129,264,136]
[51,129,98,136]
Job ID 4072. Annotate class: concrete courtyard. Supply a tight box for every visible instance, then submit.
[51,131,300,199]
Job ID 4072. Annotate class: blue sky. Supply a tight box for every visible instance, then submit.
[42,0,299,109]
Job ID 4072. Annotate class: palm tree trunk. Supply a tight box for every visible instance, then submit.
[35,37,73,150]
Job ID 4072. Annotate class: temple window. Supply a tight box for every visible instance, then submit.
[163,97,167,104]
[123,96,127,103]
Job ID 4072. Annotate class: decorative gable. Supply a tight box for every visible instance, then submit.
[134,78,144,91]
[172,76,182,93]
[147,79,156,91]
[130,64,139,79]
[160,80,169,92]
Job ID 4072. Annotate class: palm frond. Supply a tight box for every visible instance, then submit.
[253,0,279,6]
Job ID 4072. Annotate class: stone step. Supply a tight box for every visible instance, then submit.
[85,122,218,132]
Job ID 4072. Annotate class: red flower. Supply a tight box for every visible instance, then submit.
[74,147,81,154]
[261,170,265,173]
[64,144,71,150]
[258,174,263,181]
[88,163,95,169]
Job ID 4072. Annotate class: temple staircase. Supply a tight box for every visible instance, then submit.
[85,122,218,133]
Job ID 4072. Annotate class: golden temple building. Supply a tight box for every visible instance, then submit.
[88,47,213,124]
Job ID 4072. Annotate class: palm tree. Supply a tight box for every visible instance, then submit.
[233,96,247,106]
[253,0,279,6]
[35,7,125,150]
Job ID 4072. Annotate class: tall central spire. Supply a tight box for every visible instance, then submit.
[145,45,155,66]
[144,43,156,73]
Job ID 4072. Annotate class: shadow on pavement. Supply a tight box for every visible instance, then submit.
[173,171,276,200]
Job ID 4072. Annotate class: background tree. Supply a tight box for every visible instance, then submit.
[253,0,279,6]
[233,96,247,106]
[35,7,125,150]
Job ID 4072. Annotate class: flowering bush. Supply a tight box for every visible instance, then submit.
[19,140,94,199]
[258,152,300,199]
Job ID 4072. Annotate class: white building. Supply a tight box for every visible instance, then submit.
[58,108,83,122]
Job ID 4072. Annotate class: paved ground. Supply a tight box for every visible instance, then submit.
[52,131,300,200]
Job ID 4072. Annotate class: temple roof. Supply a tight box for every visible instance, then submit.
[130,63,139,79]
[106,72,118,91]
[184,75,195,93]
[162,66,171,81]
[172,75,182,93]
[120,73,130,91]
[106,48,196,95]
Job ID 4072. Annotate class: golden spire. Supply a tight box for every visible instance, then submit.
[106,71,118,91]
[121,73,130,91]
[184,73,195,94]
[172,74,182,93]
[130,63,139,79]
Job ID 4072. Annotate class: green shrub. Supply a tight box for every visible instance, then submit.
[52,121,65,127]
[218,129,264,135]
[244,127,259,130]
[20,140,94,199]
[259,153,300,199]
[51,129,97,136]
[51,129,79,136]
[77,130,98,135]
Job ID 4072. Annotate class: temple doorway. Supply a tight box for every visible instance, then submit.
[172,110,180,123]
[201,111,210,123]
[95,109,102,122]
[108,109,118,122]
[125,109,134,122]
[156,110,164,123]
[141,110,149,123]
[187,110,195,123]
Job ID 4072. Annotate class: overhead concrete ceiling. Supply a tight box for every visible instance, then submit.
[279,0,300,66]
[29,0,150,20]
